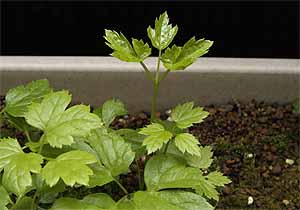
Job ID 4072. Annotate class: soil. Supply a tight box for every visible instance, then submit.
[1,97,299,210]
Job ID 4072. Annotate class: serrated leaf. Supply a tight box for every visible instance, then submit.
[25,91,102,148]
[147,12,178,50]
[144,154,203,191]
[0,138,43,196]
[50,197,103,210]
[134,191,213,210]
[171,102,209,129]
[206,171,231,187]
[139,123,173,154]
[174,133,200,156]
[42,150,97,187]
[185,146,214,169]
[101,99,128,127]
[4,79,51,117]
[87,129,135,177]
[161,37,213,70]
[116,128,146,158]
[82,193,115,209]
[104,30,151,62]
[195,178,219,201]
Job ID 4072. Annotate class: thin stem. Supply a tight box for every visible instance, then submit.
[163,141,170,154]
[159,69,170,83]
[31,191,38,210]
[135,159,143,190]
[114,178,129,195]
[0,109,4,115]
[24,129,32,143]
[155,50,162,83]
[151,83,159,122]
[140,62,154,82]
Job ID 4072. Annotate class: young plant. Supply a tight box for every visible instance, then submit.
[0,12,231,210]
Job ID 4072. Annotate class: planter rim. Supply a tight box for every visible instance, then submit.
[0,56,299,74]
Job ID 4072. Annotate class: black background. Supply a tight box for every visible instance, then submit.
[1,1,299,58]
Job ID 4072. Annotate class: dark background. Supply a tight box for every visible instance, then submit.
[1,1,299,58]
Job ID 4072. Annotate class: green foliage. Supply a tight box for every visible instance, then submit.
[25,91,102,148]
[171,102,209,129]
[0,11,230,210]
[161,37,213,70]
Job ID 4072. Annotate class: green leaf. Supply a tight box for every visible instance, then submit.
[161,37,213,70]
[206,171,231,187]
[83,193,115,209]
[0,138,43,196]
[185,146,213,169]
[171,102,209,129]
[5,113,31,132]
[104,30,151,62]
[101,99,127,127]
[147,12,178,50]
[116,128,146,157]
[139,123,173,154]
[50,197,103,210]
[33,174,66,204]
[194,178,219,201]
[174,133,200,156]
[42,150,97,187]
[134,191,213,210]
[88,164,114,188]
[11,196,33,210]
[4,79,51,117]
[25,91,102,148]
[144,154,203,191]
[87,129,135,177]
[0,185,11,209]
[113,198,136,210]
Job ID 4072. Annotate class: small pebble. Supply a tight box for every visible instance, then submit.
[285,159,294,165]
[247,153,254,158]
[282,199,290,206]
[167,117,172,121]
[165,109,172,115]
[248,196,254,205]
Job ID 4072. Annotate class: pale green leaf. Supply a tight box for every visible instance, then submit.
[161,37,213,70]
[83,193,115,209]
[134,191,213,210]
[144,155,203,191]
[104,30,151,62]
[87,129,135,177]
[0,138,43,196]
[42,150,97,187]
[185,146,213,169]
[139,123,173,154]
[50,197,103,210]
[194,178,219,201]
[4,79,51,117]
[206,171,231,187]
[25,91,102,148]
[147,12,178,50]
[174,133,200,156]
[113,198,136,210]
[88,164,114,188]
[171,102,209,129]
[102,99,127,127]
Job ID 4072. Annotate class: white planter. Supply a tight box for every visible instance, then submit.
[0,56,299,112]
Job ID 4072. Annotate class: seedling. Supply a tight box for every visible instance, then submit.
[0,12,230,210]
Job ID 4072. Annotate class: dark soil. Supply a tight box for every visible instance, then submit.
[1,97,299,210]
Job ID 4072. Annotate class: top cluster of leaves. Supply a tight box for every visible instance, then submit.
[0,12,230,210]
[104,11,213,71]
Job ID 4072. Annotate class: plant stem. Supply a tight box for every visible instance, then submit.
[155,50,162,83]
[159,69,170,83]
[140,62,154,83]
[135,159,143,190]
[24,129,33,143]
[114,178,129,195]
[151,83,159,122]
[163,141,170,154]
[31,191,38,210]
